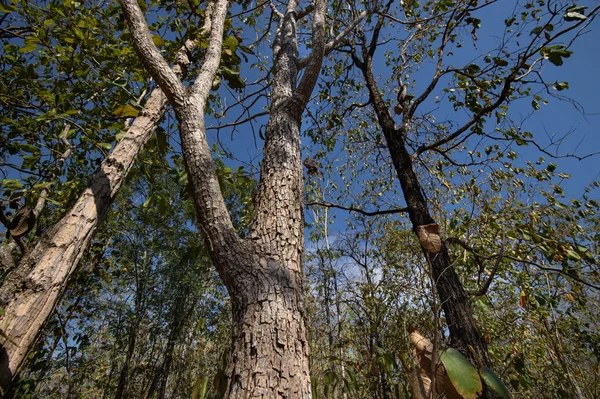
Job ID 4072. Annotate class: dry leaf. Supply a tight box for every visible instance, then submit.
[417,223,442,253]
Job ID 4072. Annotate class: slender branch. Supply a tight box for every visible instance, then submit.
[306,201,408,216]
[296,3,314,19]
[207,111,269,130]
[447,237,600,291]
[411,4,600,160]
[467,229,506,297]
[507,254,600,291]
[298,10,369,69]
[33,123,72,218]
[294,0,327,112]
[190,0,231,101]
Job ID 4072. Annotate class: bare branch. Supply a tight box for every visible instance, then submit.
[298,10,369,69]
[190,0,231,101]
[306,201,408,216]
[294,0,327,112]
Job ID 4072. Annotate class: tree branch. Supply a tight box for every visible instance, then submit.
[190,0,231,101]
[119,0,185,102]
[294,0,327,113]
[306,201,408,216]
[298,9,369,69]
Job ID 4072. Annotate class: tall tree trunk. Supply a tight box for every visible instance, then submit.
[0,89,168,392]
[118,0,327,394]
[353,19,491,368]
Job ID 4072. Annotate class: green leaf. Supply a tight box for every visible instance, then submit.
[530,26,543,35]
[0,2,17,12]
[441,348,483,399]
[98,142,112,150]
[552,81,569,91]
[152,35,166,47]
[222,35,239,52]
[191,376,209,399]
[564,6,587,21]
[540,46,572,66]
[22,155,41,169]
[19,42,39,53]
[493,57,509,67]
[1,179,24,189]
[531,100,540,110]
[112,104,140,118]
[566,249,581,261]
[19,143,40,154]
[481,367,511,399]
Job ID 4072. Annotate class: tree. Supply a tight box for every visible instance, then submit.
[1,0,599,397]
[0,0,212,390]
[116,0,366,395]
[306,0,599,396]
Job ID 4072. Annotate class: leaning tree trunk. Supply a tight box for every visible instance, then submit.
[355,38,492,368]
[0,33,206,391]
[0,88,167,392]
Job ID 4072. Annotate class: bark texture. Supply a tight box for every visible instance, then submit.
[119,0,327,395]
[0,88,168,391]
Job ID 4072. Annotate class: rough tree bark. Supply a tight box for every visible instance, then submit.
[117,0,340,395]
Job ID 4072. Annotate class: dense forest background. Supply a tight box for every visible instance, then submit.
[1,0,599,397]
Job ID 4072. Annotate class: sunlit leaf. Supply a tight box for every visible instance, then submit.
[441,348,482,399]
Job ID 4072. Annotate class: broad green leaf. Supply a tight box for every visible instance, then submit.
[19,143,40,154]
[223,35,239,52]
[540,46,572,66]
[22,155,41,169]
[552,81,569,91]
[564,6,587,21]
[531,100,540,110]
[19,42,39,53]
[481,367,511,399]
[566,249,581,261]
[1,179,24,189]
[564,11,586,21]
[152,35,166,47]
[441,348,482,399]
[112,104,140,118]
[191,375,209,399]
